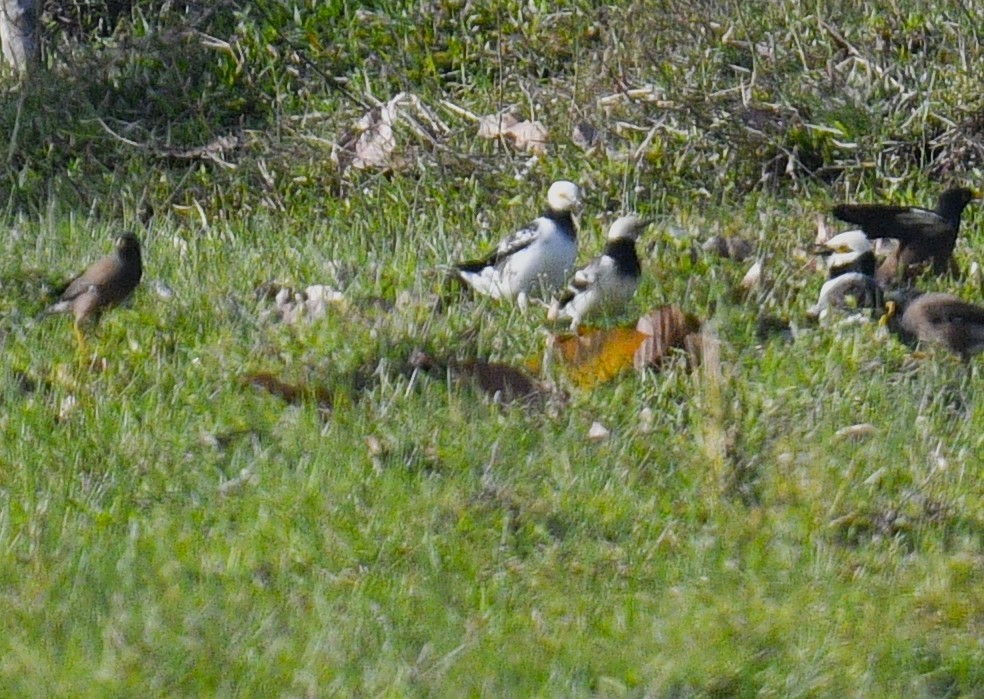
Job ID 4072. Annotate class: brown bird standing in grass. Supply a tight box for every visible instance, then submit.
[833,187,976,284]
[886,291,984,362]
[48,233,143,346]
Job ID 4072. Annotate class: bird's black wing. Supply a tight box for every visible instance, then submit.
[493,221,542,258]
[455,220,541,272]
[832,204,951,242]
[555,287,576,306]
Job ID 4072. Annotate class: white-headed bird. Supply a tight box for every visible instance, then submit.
[549,214,648,330]
[455,180,581,308]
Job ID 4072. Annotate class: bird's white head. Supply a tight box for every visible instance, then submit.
[823,229,871,254]
[546,180,582,212]
[607,214,650,241]
[822,229,872,269]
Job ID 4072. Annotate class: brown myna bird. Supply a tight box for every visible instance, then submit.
[833,187,976,284]
[48,233,143,345]
[886,291,984,361]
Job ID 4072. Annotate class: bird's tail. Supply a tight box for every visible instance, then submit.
[454,258,490,274]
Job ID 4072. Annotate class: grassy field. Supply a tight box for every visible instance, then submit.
[2,0,984,696]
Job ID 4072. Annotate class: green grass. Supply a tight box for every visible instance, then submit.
[2,0,984,696]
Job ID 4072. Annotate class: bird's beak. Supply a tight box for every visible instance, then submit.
[879,300,898,326]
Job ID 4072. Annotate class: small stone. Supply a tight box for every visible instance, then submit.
[587,421,610,441]
[740,260,762,290]
[835,423,878,441]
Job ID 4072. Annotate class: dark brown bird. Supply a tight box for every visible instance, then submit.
[887,291,984,361]
[48,233,143,345]
[833,187,976,284]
